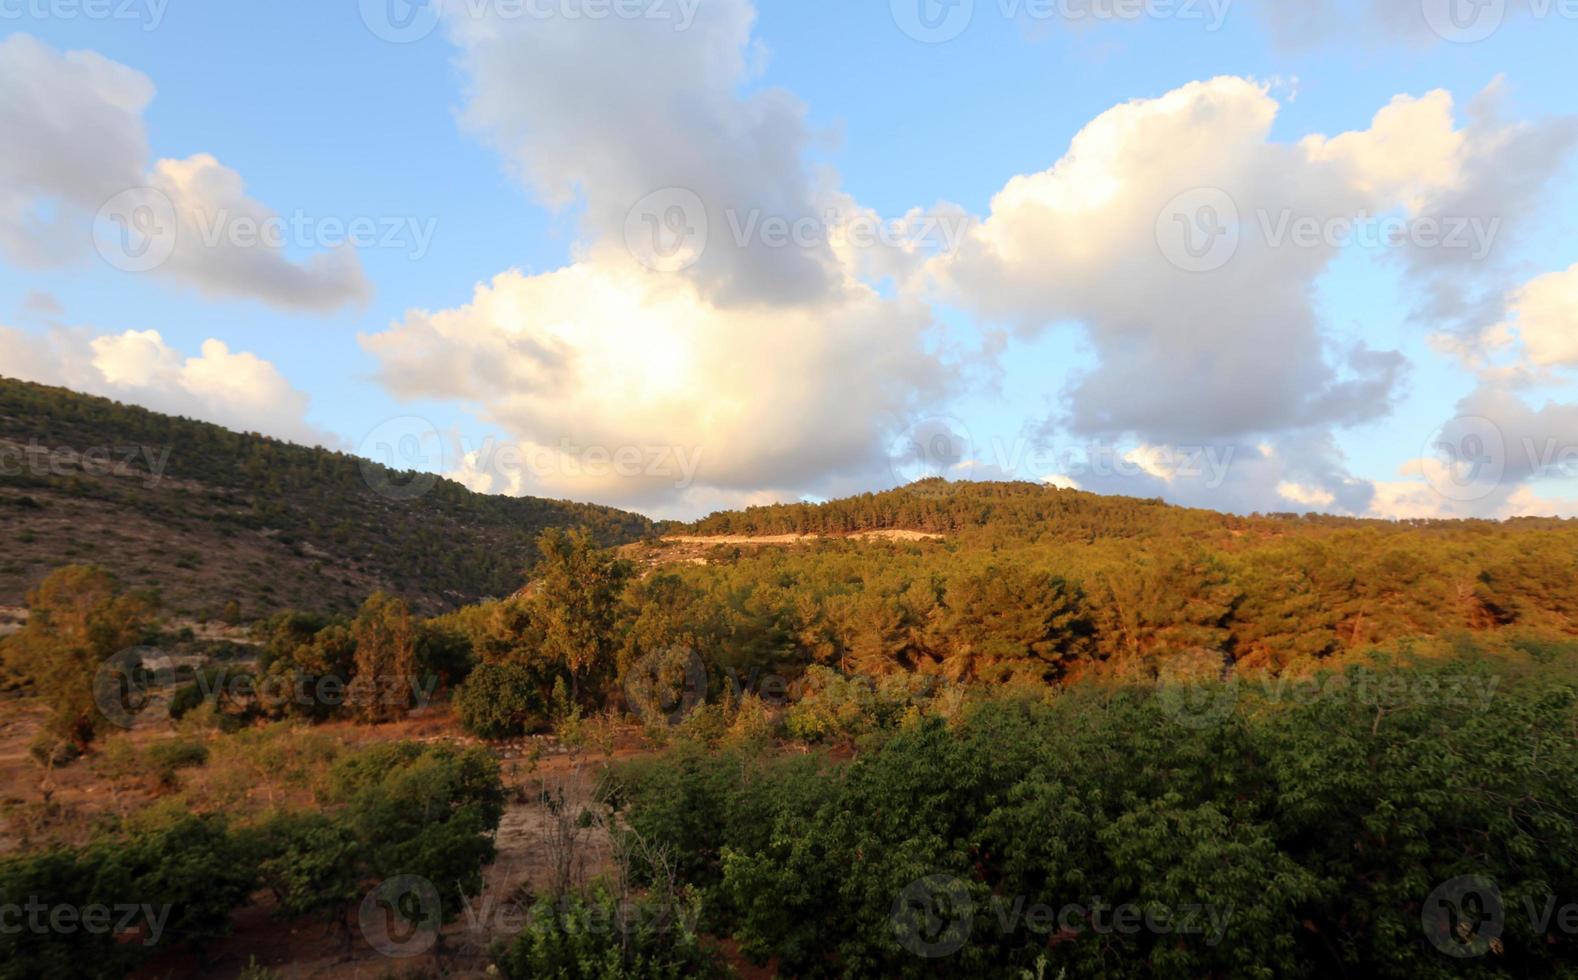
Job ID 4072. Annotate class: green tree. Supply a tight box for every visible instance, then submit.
[524,528,634,702]
[454,661,548,739]
[930,566,1096,683]
[347,593,418,723]
[2,566,158,753]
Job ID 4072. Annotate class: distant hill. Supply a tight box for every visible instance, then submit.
[0,378,654,619]
[675,476,1573,541]
[656,479,1577,674]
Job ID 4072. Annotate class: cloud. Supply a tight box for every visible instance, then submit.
[1256,0,1561,49]
[1368,385,1578,519]
[0,324,328,446]
[446,0,841,308]
[918,75,1578,519]
[359,0,954,510]
[18,291,64,319]
[363,260,945,507]
[0,34,368,312]
[1025,432,1376,516]
[929,76,1428,444]
[1371,82,1578,337]
[1487,262,1578,370]
[362,12,1574,520]
[0,33,150,267]
[139,154,371,311]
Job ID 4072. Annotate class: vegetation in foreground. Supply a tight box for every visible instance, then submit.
[610,653,1578,978]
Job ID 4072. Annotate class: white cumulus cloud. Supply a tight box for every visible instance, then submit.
[0,324,328,446]
[0,34,368,312]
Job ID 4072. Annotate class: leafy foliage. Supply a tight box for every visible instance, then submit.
[493,888,727,980]
[613,652,1578,978]
[0,812,255,980]
[454,661,549,738]
[0,566,159,751]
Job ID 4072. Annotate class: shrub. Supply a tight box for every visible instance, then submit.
[144,737,209,788]
[0,813,255,980]
[620,655,1578,978]
[492,888,726,980]
[455,662,549,739]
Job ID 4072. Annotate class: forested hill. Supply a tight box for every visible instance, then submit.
[0,377,653,619]
[664,480,1577,675]
[679,477,1571,542]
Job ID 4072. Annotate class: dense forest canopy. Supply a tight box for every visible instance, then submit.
[646,481,1578,683]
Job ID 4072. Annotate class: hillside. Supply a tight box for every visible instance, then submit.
[677,477,1572,540]
[0,377,654,619]
[644,479,1578,674]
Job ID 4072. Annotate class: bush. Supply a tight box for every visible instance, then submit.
[782,667,947,743]
[144,737,209,788]
[327,742,506,914]
[455,662,549,739]
[0,813,255,980]
[492,888,726,980]
[619,655,1578,978]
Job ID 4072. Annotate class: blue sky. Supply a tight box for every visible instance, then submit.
[3,1,1576,519]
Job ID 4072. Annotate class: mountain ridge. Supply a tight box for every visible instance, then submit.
[0,376,654,619]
